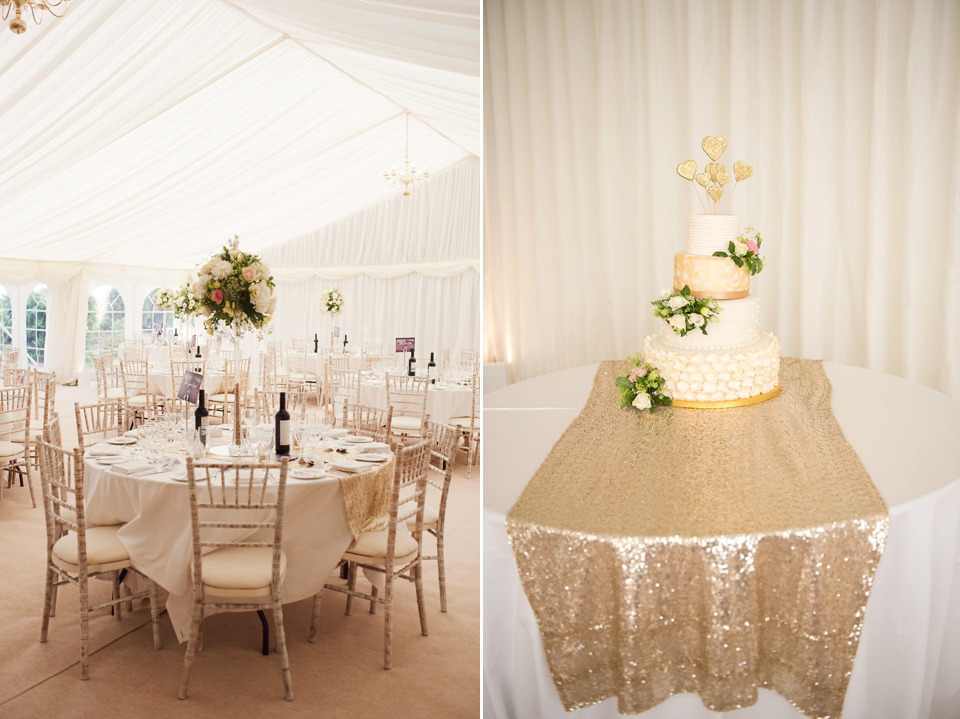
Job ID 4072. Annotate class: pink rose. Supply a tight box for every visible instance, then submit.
[629,366,648,382]
[746,239,759,254]
[242,266,256,282]
[211,288,224,304]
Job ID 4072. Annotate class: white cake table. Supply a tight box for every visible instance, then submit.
[483,362,960,719]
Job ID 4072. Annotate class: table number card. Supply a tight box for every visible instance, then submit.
[176,370,203,404]
[334,327,341,337]
[396,337,415,353]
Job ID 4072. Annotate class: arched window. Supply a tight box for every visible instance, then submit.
[85,285,125,366]
[25,284,47,367]
[0,285,12,347]
[142,288,173,336]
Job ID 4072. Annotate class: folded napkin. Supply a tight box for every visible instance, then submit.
[112,459,156,475]
[325,428,349,438]
[123,429,142,439]
[359,442,390,452]
[329,459,365,473]
[88,444,125,457]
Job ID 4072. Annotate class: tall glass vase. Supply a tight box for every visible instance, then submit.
[227,329,251,457]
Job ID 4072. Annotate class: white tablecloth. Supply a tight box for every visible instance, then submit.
[483,362,960,719]
[145,368,224,398]
[359,379,473,426]
[84,451,387,643]
[303,352,363,376]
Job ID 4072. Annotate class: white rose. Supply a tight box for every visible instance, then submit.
[669,314,686,330]
[733,240,747,255]
[658,288,671,300]
[631,392,652,410]
[668,295,688,310]
[690,314,704,327]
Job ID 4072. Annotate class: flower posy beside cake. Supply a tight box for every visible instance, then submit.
[622,137,780,410]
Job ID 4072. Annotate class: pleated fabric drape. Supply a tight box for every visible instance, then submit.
[484,0,960,399]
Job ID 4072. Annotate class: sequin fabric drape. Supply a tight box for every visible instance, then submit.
[506,358,888,718]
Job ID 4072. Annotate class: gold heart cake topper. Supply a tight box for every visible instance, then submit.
[716,168,731,186]
[695,172,711,188]
[705,162,719,181]
[702,136,726,161]
[734,160,753,182]
[707,185,723,202]
[676,160,697,181]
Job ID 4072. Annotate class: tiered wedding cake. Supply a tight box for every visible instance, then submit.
[642,213,779,406]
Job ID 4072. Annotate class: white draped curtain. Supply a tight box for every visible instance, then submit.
[484,0,960,399]
[262,156,481,355]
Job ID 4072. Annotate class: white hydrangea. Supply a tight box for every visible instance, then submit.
[209,259,233,280]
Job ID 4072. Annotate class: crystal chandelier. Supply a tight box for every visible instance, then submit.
[384,113,429,196]
[1,0,68,34]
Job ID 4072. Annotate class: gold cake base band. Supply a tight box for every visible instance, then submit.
[670,384,780,409]
[674,286,749,299]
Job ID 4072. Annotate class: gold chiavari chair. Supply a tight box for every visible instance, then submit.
[74,401,127,452]
[120,359,159,426]
[0,386,33,506]
[37,427,162,681]
[449,370,481,479]
[340,401,392,443]
[309,439,432,669]
[422,421,459,612]
[179,458,293,700]
[384,374,429,444]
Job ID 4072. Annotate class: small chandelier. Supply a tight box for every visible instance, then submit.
[384,113,429,196]
[1,0,68,34]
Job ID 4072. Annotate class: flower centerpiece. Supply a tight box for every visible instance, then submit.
[616,353,672,412]
[652,285,722,337]
[712,226,766,275]
[156,282,202,321]
[192,236,276,340]
[322,288,343,314]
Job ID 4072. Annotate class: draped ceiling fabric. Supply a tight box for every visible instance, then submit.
[0,0,480,381]
[484,0,960,400]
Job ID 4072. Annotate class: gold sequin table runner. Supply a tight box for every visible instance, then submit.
[506,358,888,718]
[338,457,395,539]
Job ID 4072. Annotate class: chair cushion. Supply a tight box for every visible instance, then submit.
[201,546,287,598]
[126,395,150,406]
[391,416,423,431]
[106,387,125,399]
[344,527,419,567]
[422,504,439,529]
[207,394,230,403]
[287,372,318,381]
[52,524,131,573]
[0,440,25,458]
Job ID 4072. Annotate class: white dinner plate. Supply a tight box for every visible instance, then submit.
[289,467,327,480]
[343,435,374,443]
[107,436,138,445]
[354,453,390,463]
[96,456,129,465]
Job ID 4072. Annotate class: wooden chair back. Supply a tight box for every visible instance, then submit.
[341,402,392,443]
[385,374,428,421]
[74,401,126,451]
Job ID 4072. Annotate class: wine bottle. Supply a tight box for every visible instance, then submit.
[313,333,319,353]
[275,392,291,455]
[194,389,209,446]
[174,328,178,338]
[343,333,348,349]
[195,342,202,359]
[408,348,417,377]
[427,352,436,384]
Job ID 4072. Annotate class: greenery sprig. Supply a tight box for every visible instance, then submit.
[616,353,672,412]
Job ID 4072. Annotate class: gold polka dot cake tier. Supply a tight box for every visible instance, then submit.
[674,252,749,298]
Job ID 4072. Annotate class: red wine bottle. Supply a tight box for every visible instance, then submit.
[194,389,209,445]
[275,392,290,455]
[314,333,319,353]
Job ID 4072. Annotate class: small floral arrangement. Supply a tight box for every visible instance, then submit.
[156,282,201,321]
[652,285,722,336]
[322,288,343,314]
[712,226,766,275]
[192,236,276,338]
[616,353,672,412]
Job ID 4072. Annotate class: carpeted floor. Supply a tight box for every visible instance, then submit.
[0,383,481,718]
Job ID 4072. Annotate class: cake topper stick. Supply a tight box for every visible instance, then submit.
[692,183,708,214]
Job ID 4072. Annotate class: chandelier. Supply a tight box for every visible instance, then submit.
[384,113,429,196]
[1,0,67,34]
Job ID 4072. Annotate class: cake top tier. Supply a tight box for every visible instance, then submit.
[687,214,740,256]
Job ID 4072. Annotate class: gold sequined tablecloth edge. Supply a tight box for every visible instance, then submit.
[338,457,395,540]
[506,358,890,718]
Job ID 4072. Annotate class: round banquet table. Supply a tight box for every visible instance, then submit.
[145,366,225,398]
[304,351,364,375]
[83,447,394,643]
[358,379,473,426]
[483,362,960,719]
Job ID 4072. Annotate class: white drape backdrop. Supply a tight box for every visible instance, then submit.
[262,156,481,355]
[483,0,960,399]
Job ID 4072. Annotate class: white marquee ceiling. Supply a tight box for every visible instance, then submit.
[0,0,480,270]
